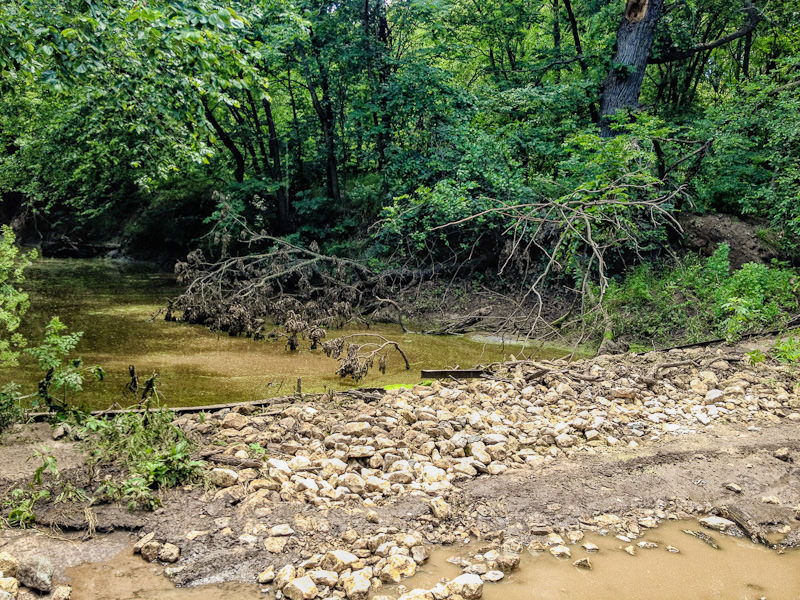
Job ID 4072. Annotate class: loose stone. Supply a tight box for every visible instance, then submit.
[17,555,54,593]
[573,557,592,569]
[283,575,319,600]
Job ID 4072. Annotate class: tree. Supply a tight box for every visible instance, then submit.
[600,0,762,135]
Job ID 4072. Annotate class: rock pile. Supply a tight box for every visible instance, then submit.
[175,348,797,514]
[153,347,798,593]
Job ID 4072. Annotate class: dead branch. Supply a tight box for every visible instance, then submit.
[322,333,410,381]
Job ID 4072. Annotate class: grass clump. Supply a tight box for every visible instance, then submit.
[604,244,800,347]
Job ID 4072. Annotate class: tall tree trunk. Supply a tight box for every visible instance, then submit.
[552,0,561,82]
[299,40,342,204]
[286,65,305,186]
[599,0,665,136]
[262,97,292,234]
[742,30,752,79]
[203,99,245,183]
[562,0,599,123]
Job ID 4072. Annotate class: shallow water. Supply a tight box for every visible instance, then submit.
[394,520,800,600]
[65,548,260,599]
[2,258,560,410]
[62,520,800,600]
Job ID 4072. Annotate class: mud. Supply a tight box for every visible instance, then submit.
[66,548,260,599]
[393,520,800,600]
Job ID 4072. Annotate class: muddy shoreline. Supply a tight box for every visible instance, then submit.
[1,341,799,598]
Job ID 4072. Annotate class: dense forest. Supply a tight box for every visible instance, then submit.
[1,0,799,347]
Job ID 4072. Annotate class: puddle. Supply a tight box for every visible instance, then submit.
[65,547,259,599]
[384,520,800,600]
[60,520,800,600]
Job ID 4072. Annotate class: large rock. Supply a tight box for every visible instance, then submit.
[140,541,162,562]
[208,468,239,488]
[158,543,181,563]
[222,412,248,430]
[257,566,276,584]
[133,532,155,553]
[444,574,484,600]
[321,550,359,573]
[17,555,54,592]
[429,497,451,520]
[270,524,295,537]
[275,565,297,589]
[699,516,737,532]
[283,575,319,600]
[339,474,365,494]
[379,555,417,583]
[492,553,519,573]
[341,569,372,600]
[321,458,347,479]
[308,569,339,587]
[0,553,19,578]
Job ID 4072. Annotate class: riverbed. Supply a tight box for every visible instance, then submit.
[4,258,560,410]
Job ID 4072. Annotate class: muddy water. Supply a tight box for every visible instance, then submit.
[66,547,259,599]
[63,521,800,600]
[3,258,562,410]
[392,520,800,600]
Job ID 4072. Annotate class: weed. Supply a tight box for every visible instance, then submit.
[604,244,800,346]
[747,349,766,365]
[30,445,59,485]
[773,334,800,363]
[3,488,50,527]
[248,442,266,458]
[0,383,24,433]
[79,405,204,511]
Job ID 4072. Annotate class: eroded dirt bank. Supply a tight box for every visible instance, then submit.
[1,341,799,599]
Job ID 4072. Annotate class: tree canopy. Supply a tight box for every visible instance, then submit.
[0,0,798,296]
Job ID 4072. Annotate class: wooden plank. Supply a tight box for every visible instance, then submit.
[421,369,486,379]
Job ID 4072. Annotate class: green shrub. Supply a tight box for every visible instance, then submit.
[604,244,800,346]
[80,407,204,510]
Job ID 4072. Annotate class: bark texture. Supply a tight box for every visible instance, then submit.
[599,0,665,136]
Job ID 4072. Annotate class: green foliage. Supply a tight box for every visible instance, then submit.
[746,349,766,365]
[0,383,24,433]
[0,225,35,367]
[773,334,800,363]
[3,488,50,528]
[80,407,204,510]
[605,244,800,346]
[25,316,104,412]
[30,444,59,485]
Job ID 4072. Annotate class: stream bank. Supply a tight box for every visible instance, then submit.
[1,339,799,598]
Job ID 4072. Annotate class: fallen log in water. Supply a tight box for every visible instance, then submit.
[421,369,487,379]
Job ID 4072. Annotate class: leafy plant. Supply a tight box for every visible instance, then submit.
[30,445,59,485]
[747,349,766,365]
[604,244,800,347]
[0,225,36,368]
[80,406,204,511]
[3,488,50,528]
[25,317,104,413]
[772,334,800,363]
[0,383,25,434]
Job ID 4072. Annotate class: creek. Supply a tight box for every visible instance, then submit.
[6,258,557,411]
